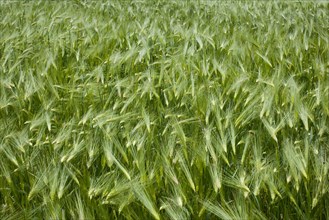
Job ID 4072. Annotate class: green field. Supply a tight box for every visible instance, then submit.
[1,1,329,219]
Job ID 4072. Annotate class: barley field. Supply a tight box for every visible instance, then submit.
[1,1,329,219]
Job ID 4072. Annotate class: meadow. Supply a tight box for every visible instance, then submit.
[1,1,329,219]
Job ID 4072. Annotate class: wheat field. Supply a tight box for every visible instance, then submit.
[1,1,329,219]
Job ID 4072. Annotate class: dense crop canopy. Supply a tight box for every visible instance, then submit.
[1,1,329,219]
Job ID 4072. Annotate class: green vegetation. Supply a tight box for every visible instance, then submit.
[1,1,329,219]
